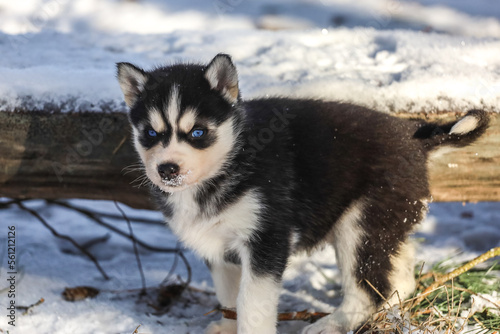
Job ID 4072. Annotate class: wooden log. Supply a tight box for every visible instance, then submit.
[0,112,153,209]
[0,111,498,210]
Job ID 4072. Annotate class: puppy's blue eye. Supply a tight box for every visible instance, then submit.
[191,129,205,138]
[147,129,157,137]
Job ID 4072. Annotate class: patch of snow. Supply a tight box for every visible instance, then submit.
[1,199,499,333]
[469,291,500,317]
[161,170,191,187]
[0,1,499,113]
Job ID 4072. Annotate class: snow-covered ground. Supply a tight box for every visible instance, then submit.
[0,199,499,334]
[1,1,500,333]
[0,0,499,113]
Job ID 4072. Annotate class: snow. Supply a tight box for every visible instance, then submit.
[467,291,500,317]
[1,199,499,334]
[0,0,499,113]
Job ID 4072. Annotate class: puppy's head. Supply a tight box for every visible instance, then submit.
[117,54,241,192]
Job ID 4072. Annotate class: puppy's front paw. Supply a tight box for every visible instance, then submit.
[205,318,237,334]
[301,316,344,334]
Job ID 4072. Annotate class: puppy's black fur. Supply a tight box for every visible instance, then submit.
[117,54,489,334]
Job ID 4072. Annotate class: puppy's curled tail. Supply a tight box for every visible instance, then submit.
[413,109,490,153]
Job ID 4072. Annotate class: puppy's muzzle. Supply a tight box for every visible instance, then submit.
[157,162,180,181]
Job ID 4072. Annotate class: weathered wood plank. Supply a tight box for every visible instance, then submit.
[0,112,153,209]
[0,111,498,209]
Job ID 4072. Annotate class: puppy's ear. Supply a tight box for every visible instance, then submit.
[116,62,148,108]
[204,53,239,104]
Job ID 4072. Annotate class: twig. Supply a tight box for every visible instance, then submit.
[63,282,214,300]
[452,289,465,332]
[444,285,500,310]
[16,200,110,280]
[132,324,141,334]
[114,201,146,294]
[0,199,18,209]
[47,200,179,253]
[112,135,128,155]
[178,251,192,286]
[473,315,487,331]
[47,200,192,299]
[414,247,500,305]
[365,279,387,302]
[162,241,181,286]
[17,298,45,315]
[47,199,163,225]
[217,307,330,323]
[186,285,215,295]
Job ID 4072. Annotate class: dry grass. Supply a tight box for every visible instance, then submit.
[216,249,500,333]
[358,252,500,334]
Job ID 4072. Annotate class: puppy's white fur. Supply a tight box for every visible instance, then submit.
[450,115,478,135]
[166,85,181,131]
[148,108,166,133]
[167,188,262,264]
[303,199,375,334]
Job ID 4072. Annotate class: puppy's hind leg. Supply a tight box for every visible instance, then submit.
[302,200,376,334]
[385,241,416,308]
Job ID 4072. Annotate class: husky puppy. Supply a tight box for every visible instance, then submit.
[117,54,489,334]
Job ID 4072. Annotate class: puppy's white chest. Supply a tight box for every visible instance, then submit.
[166,189,262,263]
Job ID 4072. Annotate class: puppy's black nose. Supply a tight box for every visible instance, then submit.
[158,163,180,180]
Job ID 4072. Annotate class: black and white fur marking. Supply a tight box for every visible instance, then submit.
[117,54,489,334]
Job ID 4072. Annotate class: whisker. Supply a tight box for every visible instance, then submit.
[130,174,149,185]
[136,177,152,189]
[122,163,145,173]
[123,167,146,175]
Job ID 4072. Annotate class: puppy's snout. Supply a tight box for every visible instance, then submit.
[158,162,180,180]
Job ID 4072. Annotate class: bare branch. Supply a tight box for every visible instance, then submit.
[17,298,45,315]
[114,200,147,294]
[45,200,163,225]
[16,200,110,280]
[218,307,330,323]
[47,200,179,253]
[413,247,500,306]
